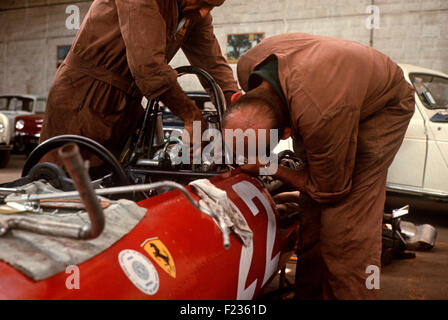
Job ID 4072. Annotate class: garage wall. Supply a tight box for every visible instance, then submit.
[373,0,448,72]
[0,0,91,95]
[0,0,447,95]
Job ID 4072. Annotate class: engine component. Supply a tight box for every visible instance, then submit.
[400,221,437,251]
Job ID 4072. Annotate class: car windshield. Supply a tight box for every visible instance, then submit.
[35,99,46,113]
[0,96,34,112]
[410,73,448,110]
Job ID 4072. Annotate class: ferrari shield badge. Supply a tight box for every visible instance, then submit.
[141,238,177,279]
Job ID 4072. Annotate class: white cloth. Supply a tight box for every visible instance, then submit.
[189,179,253,247]
[0,181,146,281]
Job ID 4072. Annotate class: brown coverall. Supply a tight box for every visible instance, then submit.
[40,0,238,159]
[237,33,415,299]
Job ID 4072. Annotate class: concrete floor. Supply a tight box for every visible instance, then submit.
[380,195,448,299]
[262,195,448,300]
[1,155,447,299]
[0,154,26,184]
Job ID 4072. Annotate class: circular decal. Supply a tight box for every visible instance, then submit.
[118,249,159,295]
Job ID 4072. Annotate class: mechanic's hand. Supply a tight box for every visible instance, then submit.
[182,116,206,162]
[160,81,205,152]
[240,161,264,176]
[182,120,195,146]
[275,202,301,216]
[273,191,302,204]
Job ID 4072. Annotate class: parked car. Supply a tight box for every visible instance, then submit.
[387,64,448,201]
[0,112,13,168]
[274,64,448,202]
[0,94,46,151]
[14,114,44,155]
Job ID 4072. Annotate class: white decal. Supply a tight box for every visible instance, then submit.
[118,249,159,296]
[233,181,280,299]
[231,202,257,300]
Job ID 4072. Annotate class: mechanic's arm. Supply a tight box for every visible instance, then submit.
[273,166,309,192]
[181,13,239,105]
[116,0,202,131]
[240,162,309,192]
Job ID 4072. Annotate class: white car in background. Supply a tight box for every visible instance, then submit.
[274,64,448,202]
[387,64,448,201]
[0,112,12,168]
[0,94,47,146]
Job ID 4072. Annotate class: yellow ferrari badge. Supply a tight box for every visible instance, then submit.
[141,238,176,279]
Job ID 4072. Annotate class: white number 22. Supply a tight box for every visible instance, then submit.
[232,181,279,300]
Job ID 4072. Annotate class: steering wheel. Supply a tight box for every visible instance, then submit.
[22,135,130,188]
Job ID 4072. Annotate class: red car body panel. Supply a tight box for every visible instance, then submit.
[15,115,43,136]
[14,115,43,153]
[0,172,299,300]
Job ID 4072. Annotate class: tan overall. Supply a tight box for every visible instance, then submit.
[40,0,238,162]
[237,33,415,299]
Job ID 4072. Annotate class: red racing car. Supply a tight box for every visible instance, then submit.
[0,67,301,300]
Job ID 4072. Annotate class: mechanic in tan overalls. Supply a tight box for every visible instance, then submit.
[40,0,238,163]
[223,33,415,299]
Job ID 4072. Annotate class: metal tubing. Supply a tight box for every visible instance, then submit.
[5,180,230,246]
[153,112,165,147]
[0,188,21,194]
[5,218,85,238]
[129,99,156,163]
[4,181,231,248]
[8,181,211,217]
[58,143,105,239]
[136,159,160,167]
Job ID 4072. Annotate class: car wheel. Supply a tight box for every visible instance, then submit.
[0,150,10,168]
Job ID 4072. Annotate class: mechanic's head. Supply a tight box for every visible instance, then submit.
[181,0,225,19]
[222,82,291,162]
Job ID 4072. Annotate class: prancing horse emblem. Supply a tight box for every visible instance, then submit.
[150,243,170,266]
[141,238,177,279]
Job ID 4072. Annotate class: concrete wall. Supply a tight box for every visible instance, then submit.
[0,0,91,95]
[0,0,447,95]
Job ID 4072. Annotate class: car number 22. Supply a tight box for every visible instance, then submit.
[231,181,280,300]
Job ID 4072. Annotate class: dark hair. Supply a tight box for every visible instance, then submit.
[223,86,290,134]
